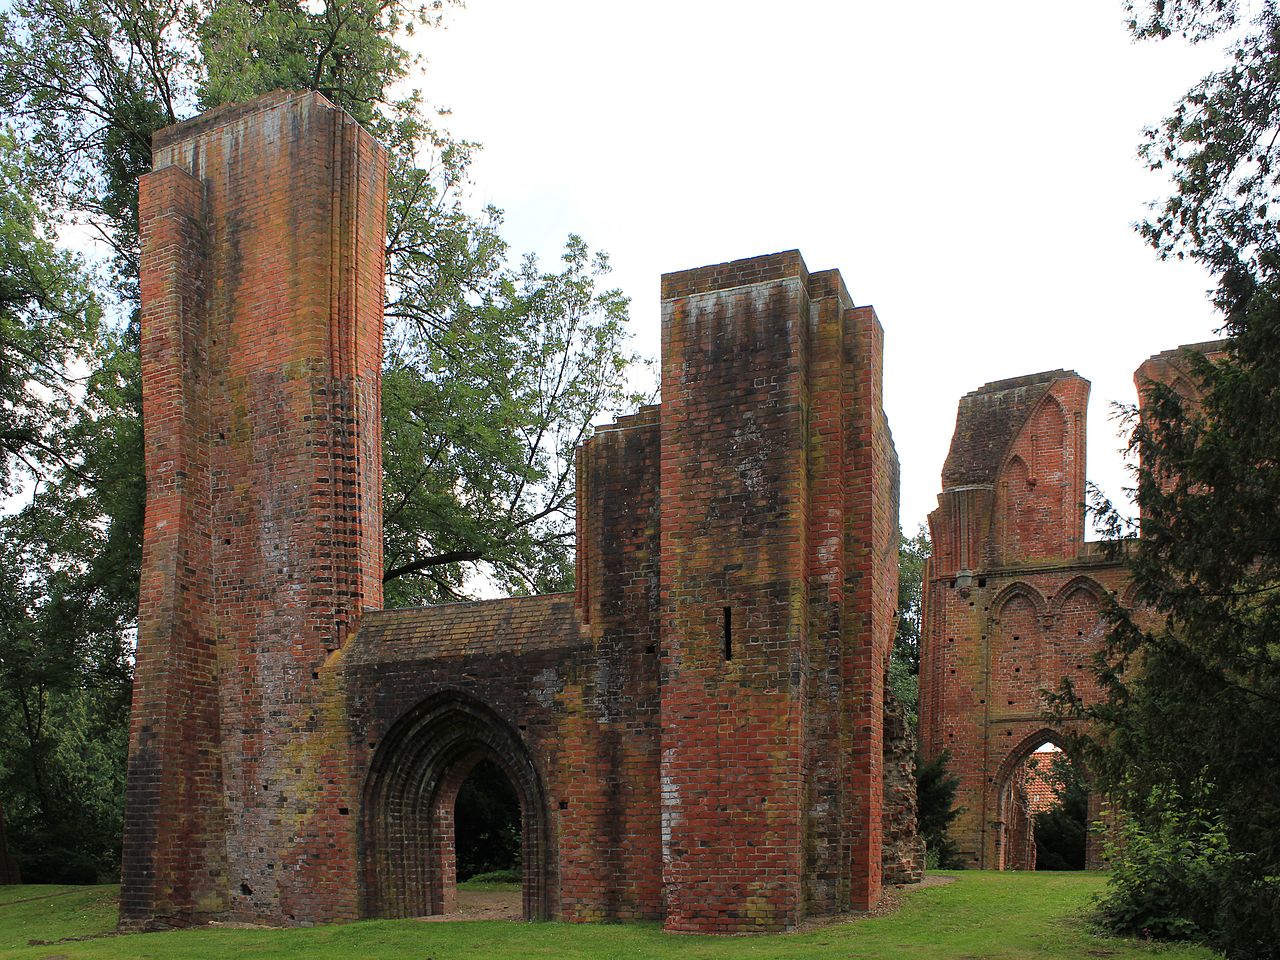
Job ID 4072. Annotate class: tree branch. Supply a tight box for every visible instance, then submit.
[383,549,483,583]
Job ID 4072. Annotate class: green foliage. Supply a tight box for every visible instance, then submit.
[382,237,644,605]
[0,132,101,494]
[198,0,446,125]
[0,139,129,883]
[916,749,964,870]
[1066,4,1280,955]
[453,759,520,883]
[894,525,929,675]
[0,327,138,881]
[0,0,189,291]
[458,869,520,886]
[1095,782,1239,943]
[1032,752,1087,872]
[888,525,930,728]
[886,656,918,731]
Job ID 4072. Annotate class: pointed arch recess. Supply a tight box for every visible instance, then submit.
[990,581,1048,620]
[994,726,1067,794]
[360,690,551,921]
[1051,576,1105,617]
[997,391,1068,482]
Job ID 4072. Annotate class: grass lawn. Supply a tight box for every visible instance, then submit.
[0,872,1221,959]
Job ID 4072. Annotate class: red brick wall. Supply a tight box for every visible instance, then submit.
[921,370,1126,868]
[343,254,903,932]
[123,160,224,926]
[127,105,906,933]
[122,91,387,928]
[657,256,810,932]
[656,253,899,931]
[564,409,663,920]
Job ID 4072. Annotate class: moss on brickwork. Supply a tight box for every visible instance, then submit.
[125,91,913,934]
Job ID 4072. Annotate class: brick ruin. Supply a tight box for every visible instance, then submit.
[919,342,1225,870]
[120,92,921,933]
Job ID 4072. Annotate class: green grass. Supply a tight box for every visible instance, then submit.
[456,879,520,891]
[0,872,1221,959]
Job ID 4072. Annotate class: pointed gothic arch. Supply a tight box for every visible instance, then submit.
[990,581,1048,620]
[360,690,551,920]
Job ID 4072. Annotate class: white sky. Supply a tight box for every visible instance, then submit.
[416,0,1225,535]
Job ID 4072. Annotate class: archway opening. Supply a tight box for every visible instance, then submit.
[1025,745,1087,871]
[995,731,1092,871]
[455,757,522,882]
[361,692,549,921]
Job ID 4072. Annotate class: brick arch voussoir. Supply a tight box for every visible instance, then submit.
[1030,389,1069,433]
[993,724,1094,802]
[360,689,551,921]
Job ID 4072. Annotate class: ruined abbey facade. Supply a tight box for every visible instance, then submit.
[115,86,1227,930]
[919,343,1223,870]
[119,91,921,933]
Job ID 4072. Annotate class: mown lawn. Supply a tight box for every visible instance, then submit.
[0,872,1221,959]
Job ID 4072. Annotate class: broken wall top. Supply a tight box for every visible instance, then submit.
[941,369,1085,489]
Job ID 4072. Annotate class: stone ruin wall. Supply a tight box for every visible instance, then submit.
[119,91,917,934]
[920,342,1227,870]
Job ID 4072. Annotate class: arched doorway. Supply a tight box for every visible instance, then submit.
[993,729,1090,871]
[454,757,522,885]
[361,691,550,920]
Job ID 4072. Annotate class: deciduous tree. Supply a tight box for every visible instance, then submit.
[0,0,645,878]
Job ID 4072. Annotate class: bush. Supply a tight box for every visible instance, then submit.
[917,750,964,869]
[1094,782,1235,943]
[463,869,521,885]
[1033,752,1087,871]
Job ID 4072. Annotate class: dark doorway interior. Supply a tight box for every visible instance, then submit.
[1032,749,1087,870]
[455,757,522,882]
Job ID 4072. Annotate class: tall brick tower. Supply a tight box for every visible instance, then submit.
[121,91,387,928]
[658,254,899,931]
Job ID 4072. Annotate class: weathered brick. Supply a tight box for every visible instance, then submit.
[920,345,1226,870]
[124,93,914,933]
[121,90,386,928]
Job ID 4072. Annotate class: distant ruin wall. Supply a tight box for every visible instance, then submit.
[921,342,1228,870]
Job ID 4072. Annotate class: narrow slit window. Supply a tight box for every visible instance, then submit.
[723,606,733,661]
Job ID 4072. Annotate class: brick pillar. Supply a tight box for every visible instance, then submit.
[658,252,897,931]
[659,253,811,933]
[121,91,387,928]
[845,302,898,909]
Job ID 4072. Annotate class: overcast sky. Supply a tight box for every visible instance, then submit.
[414,0,1227,535]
